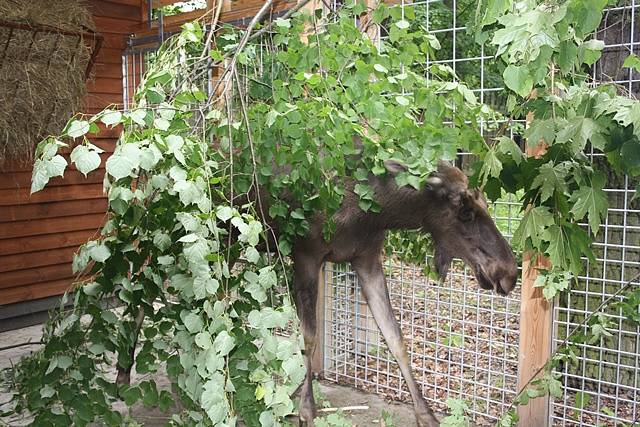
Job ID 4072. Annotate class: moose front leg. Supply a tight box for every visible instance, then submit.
[293,254,323,426]
[352,256,439,427]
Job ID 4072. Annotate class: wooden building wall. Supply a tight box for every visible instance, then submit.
[0,0,298,309]
[0,0,144,306]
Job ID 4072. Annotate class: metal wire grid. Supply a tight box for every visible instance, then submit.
[318,1,523,424]
[549,2,640,426]
[551,177,640,427]
[319,1,640,426]
[321,201,523,426]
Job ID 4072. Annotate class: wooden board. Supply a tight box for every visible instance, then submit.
[0,1,143,305]
[517,111,553,427]
[0,229,98,256]
[1,279,76,306]
[0,199,108,223]
[0,213,106,240]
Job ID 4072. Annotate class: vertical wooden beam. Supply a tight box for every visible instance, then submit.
[517,112,553,427]
[312,263,331,375]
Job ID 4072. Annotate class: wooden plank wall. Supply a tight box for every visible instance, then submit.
[0,0,301,306]
[0,0,143,306]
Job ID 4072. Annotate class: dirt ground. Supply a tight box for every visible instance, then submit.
[0,324,422,426]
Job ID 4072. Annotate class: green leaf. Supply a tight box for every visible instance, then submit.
[478,0,511,27]
[274,18,291,28]
[374,64,388,73]
[45,155,67,178]
[531,161,569,202]
[106,144,140,180]
[569,173,608,235]
[395,20,410,29]
[216,206,234,222]
[513,206,555,249]
[503,65,533,98]
[40,385,56,399]
[129,109,148,126]
[195,332,212,349]
[89,243,110,263]
[213,330,235,356]
[67,120,90,138]
[547,376,563,398]
[30,168,47,194]
[556,117,603,152]
[623,53,640,72]
[525,119,555,148]
[266,109,279,127]
[245,247,260,263]
[101,110,122,127]
[579,39,604,65]
[71,145,102,176]
[183,238,209,265]
[181,311,203,333]
[56,355,73,370]
[140,145,162,170]
[395,95,410,106]
[575,391,591,409]
[497,137,523,165]
[154,117,171,131]
[480,148,502,182]
[613,102,640,128]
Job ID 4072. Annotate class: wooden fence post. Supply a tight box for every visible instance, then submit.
[517,112,554,427]
[312,263,330,375]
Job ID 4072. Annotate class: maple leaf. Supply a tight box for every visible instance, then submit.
[531,161,569,202]
[556,116,604,152]
[543,224,585,274]
[513,206,555,249]
[570,172,608,235]
[613,101,640,127]
[525,118,555,148]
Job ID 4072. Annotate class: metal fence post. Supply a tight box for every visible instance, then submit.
[517,112,554,427]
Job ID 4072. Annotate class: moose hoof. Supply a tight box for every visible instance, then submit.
[298,394,317,426]
[298,408,316,427]
[415,406,439,427]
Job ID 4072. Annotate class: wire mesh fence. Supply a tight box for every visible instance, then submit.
[318,1,640,426]
[321,198,523,425]
[120,1,640,425]
[549,2,640,426]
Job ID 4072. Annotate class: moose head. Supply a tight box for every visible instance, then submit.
[421,161,518,295]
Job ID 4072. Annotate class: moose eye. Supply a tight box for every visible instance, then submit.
[458,207,474,222]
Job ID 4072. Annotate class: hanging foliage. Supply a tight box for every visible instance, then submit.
[3,4,492,425]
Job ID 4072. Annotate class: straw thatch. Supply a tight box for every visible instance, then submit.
[0,0,97,164]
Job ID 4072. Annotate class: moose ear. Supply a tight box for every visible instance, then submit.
[383,159,408,176]
[437,160,454,173]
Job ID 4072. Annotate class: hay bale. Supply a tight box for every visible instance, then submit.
[0,0,96,165]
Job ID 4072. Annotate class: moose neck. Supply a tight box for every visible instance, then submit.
[367,175,435,231]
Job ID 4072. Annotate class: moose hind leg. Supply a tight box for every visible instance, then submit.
[352,256,439,427]
[293,256,322,425]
